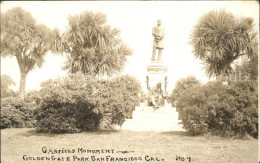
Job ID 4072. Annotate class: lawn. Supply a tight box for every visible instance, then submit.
[1,128,258,163]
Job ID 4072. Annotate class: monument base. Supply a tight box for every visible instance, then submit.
[146,60,168,93]
[121,102,185,132]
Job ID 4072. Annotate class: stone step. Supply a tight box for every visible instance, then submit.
[139,102,172,108]
[132,112,179,120]
[120,104,184,132]
[121,119,184,132]
[124,119,181,123]
[134,107,177,113]
[133,106,179,120]
[133,110,178,116]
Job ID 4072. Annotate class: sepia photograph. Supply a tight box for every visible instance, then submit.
[0,1,259,163]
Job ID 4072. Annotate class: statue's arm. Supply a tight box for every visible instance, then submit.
[159,28,165,40]
[152,27,158,37]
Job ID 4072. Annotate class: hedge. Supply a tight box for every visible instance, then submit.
[34,73,141,133]
[0,97,37,129]
[177,81,258,138]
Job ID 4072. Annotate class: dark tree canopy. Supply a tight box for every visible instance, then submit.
[61,11,132,77]
[190,9,257,77]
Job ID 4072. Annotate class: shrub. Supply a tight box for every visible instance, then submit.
[224,81,258,138]
[177,86,209,135]
[0,97,37,128]
[98,75,141,127]
[35,73,102,133]
[170,76,201,107]
[177,81,258,138]
[35,73,141,133]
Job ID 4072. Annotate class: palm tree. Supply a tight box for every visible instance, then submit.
[190,9,256,77]
[1,7,58,99]
[61,11,132,77]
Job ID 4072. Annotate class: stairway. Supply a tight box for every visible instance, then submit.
[121,103,185,131]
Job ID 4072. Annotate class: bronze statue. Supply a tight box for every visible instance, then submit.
[149,83,166,108]
[151,20,165,61]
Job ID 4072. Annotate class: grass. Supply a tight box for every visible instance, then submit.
[1,128,258,163]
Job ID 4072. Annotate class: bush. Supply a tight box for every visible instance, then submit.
[99,75,141,127]
[34,73,102,133]
[35,73,141,133]
[170,76,200,107]
[177,81,258,138]
[0,97,37,129]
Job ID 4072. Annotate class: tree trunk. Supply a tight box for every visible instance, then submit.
[19,72,27,100]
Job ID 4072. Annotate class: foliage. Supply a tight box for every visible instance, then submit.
[234,53,258,82]
[26,90,42,103]
[177,81,258,138]
[34,73,102,133]
[99,75,141,127]
[1,7,59,99]
[170,76,201,106]
[190,9,257,77]
[233,28,258,82]
[61,11,132,77]
[1,74,17,98]
[224,81,258,138]
[0,97,37,129]
[34,73,141,133]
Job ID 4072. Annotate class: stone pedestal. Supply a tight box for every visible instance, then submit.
[121,102,184,131]
[120,56,185,132]
[146,60,168,93]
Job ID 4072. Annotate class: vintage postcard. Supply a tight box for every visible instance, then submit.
[1,1,259,163]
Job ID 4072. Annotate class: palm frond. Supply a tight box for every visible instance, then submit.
[190,9,256,77]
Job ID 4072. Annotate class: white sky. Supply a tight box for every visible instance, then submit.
[1,1,259,92]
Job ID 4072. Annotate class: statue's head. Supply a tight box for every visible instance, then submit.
[156,82,162,89]
[157,20,162,26]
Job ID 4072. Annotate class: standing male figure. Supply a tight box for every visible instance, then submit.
[151,20,165,60]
